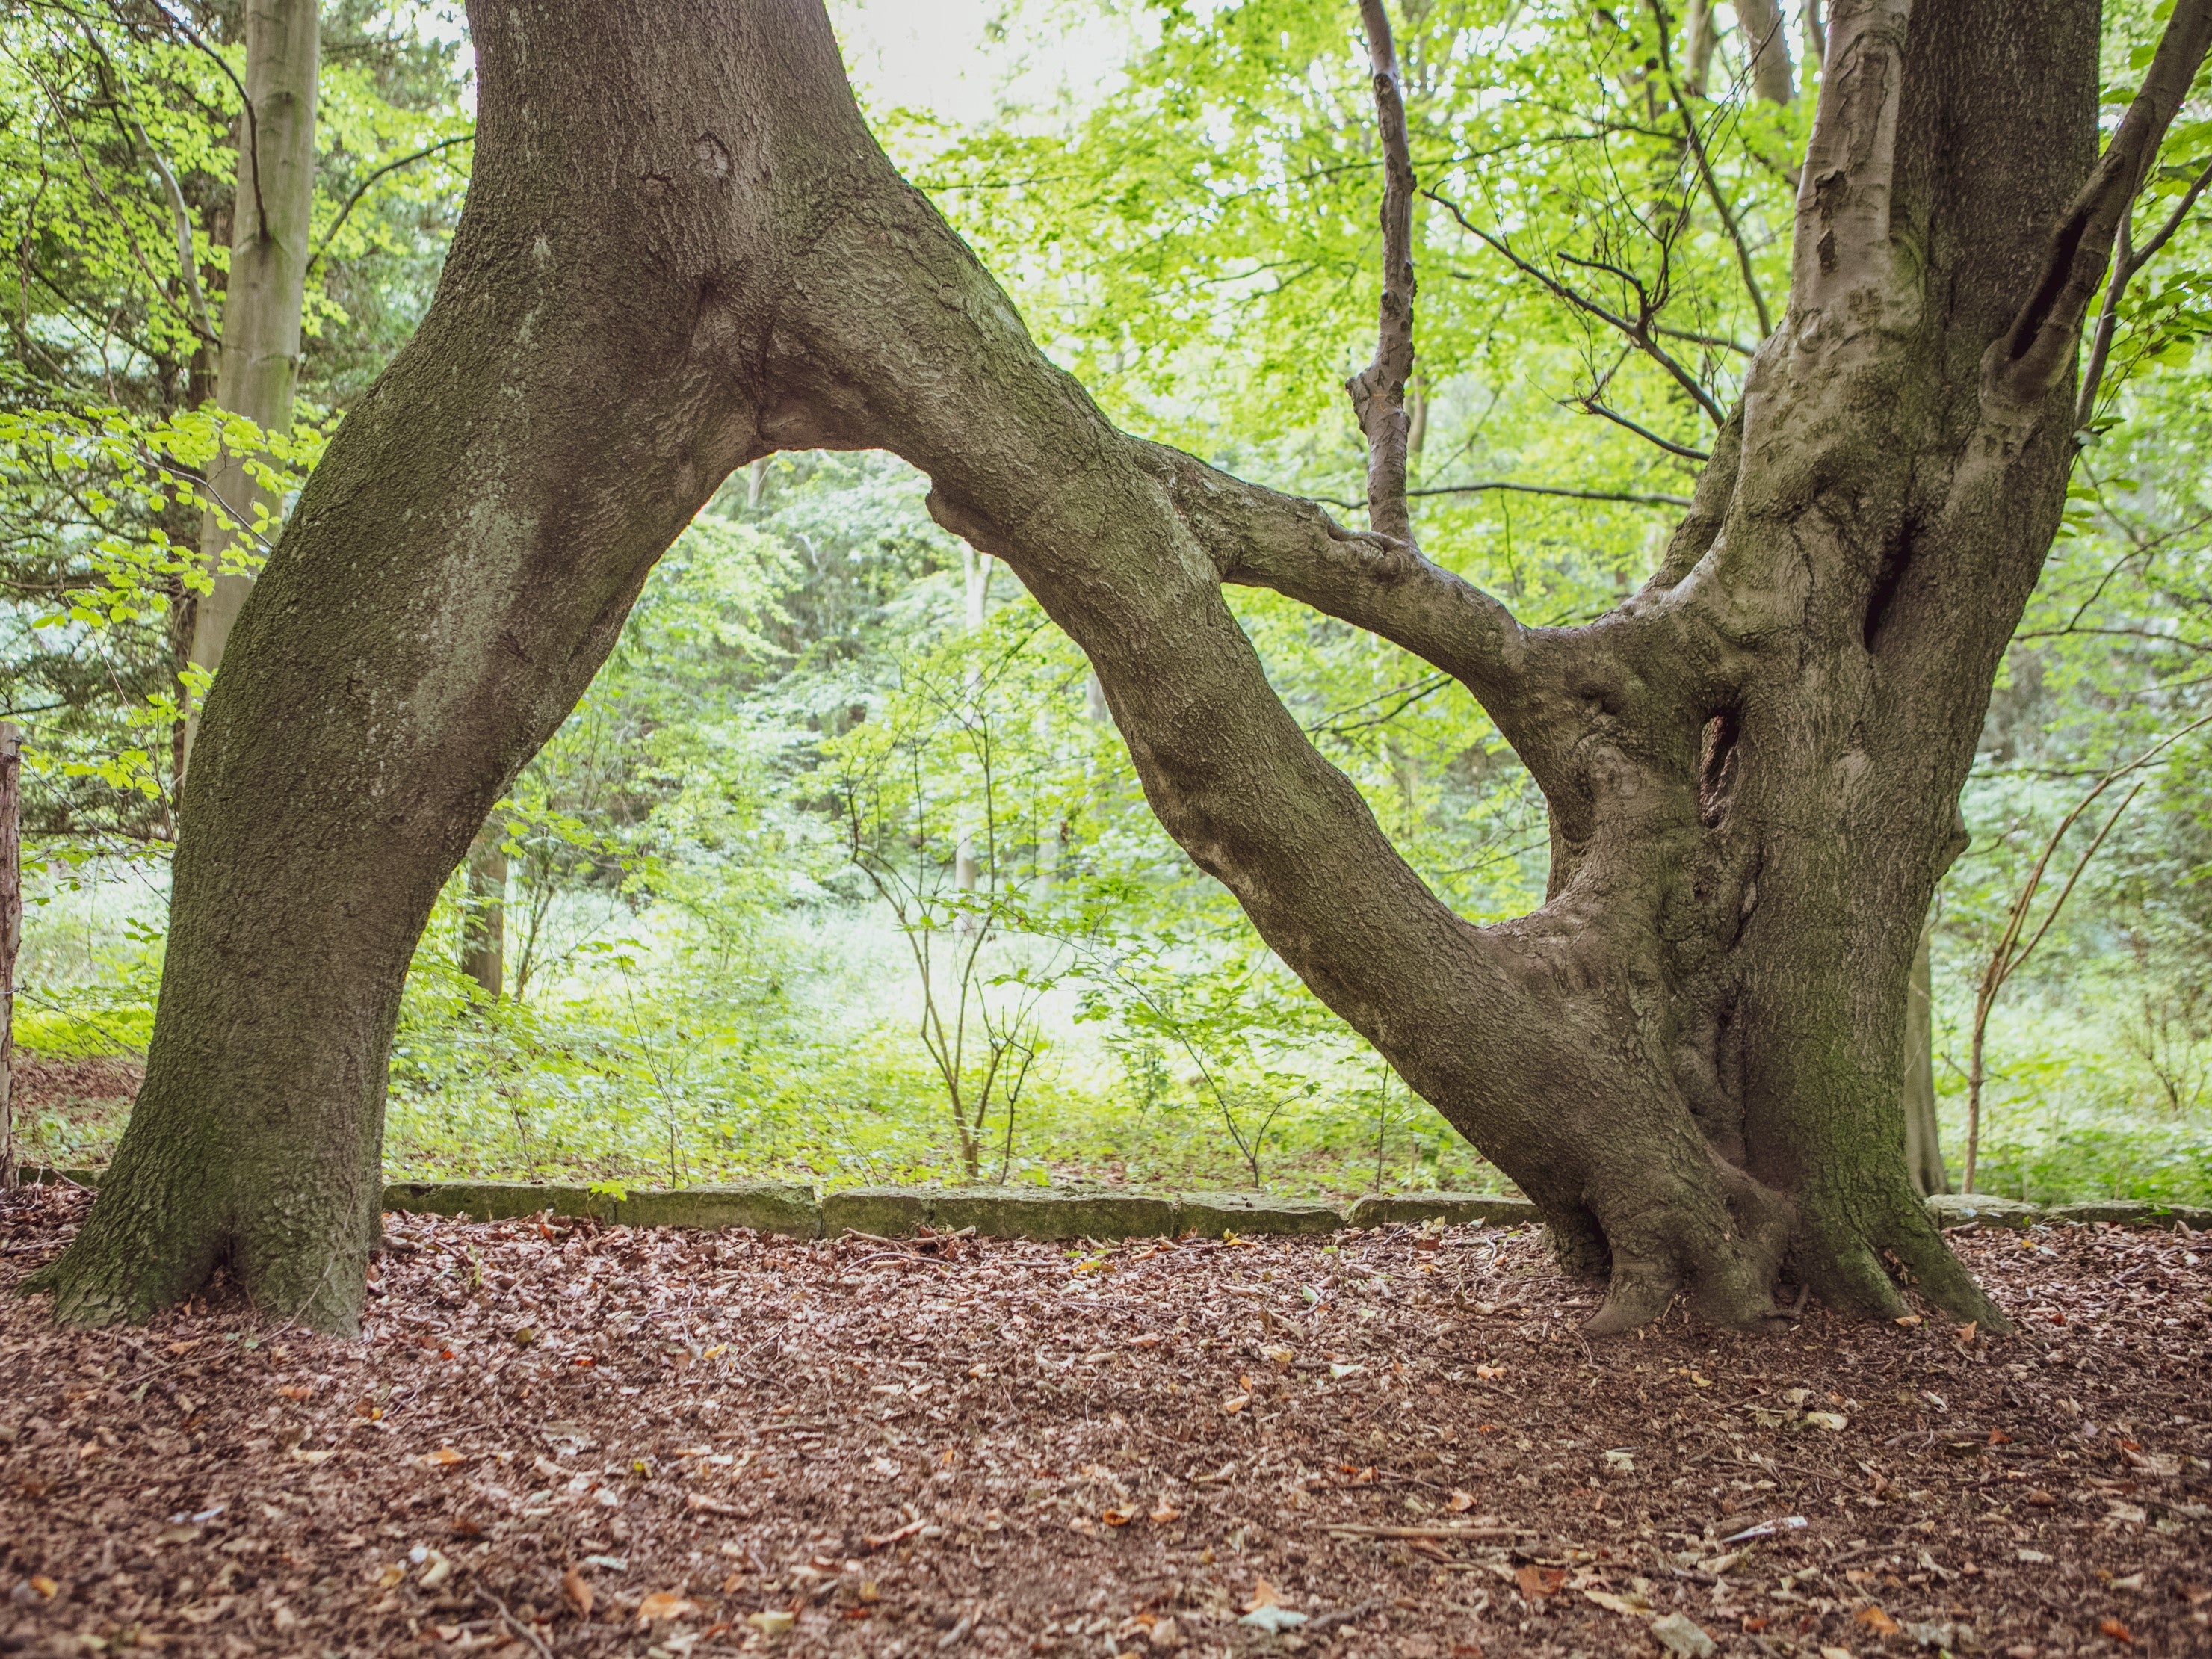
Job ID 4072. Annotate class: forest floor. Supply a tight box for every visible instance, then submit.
[1,1186,2208,1659]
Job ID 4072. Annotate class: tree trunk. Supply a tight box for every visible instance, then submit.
[460,822,506,1001]
[35,0,2208,1335]
[184,0,318,763]
[1731,0,1796,103]
[0,723,19,1190]
[1684,0,1717,97]
[1903,927,1947,1197]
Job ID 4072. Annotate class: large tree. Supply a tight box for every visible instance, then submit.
[31,0,2212,1334]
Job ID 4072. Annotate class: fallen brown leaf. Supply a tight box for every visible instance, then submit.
[1515,1566,1565,1600]
[562,1564,593,1619]
[636,1591,700,1626]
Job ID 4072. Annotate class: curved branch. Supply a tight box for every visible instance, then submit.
[1989,0,2212,411]
[2076,154,2212,427]
[304,133,475,276]
[73,19,214,340]
[1140,447,1530,703]
[142,0,266,238]
[1316,481,1696,509]
[1576,397,1713,461]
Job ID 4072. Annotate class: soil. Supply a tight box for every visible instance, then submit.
[1,1181,2207,1659]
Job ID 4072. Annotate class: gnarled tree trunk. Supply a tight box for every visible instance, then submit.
[34,0,2211,1334]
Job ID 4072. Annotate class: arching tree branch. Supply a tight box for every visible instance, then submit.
[1989,0,2212,411]
[2076,154,2212,427]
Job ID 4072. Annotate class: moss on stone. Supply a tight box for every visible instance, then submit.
[608,1182,818,1237]
[1175,1192,1343,1238]
[821,1187,931,1239]
[927,1187,1178,1241]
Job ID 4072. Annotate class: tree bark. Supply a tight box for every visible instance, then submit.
[34,0,2209,1335]
[1685,0,1717,97]
[0,723,19,1190]
[184,0,318,763]
[1731,0,1796,102]
[460,822,506,1002]
[1903,927,1946,1197]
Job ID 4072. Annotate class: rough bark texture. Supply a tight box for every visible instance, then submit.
[33,0,2207,1335]
[1903,929,1946,1197]
[185,0,318,758]
[0,723,19,1190]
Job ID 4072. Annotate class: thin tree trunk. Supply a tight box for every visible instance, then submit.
[460,821,506,1001]
[1903,927,1947,1197]
[1731,0,1795,103]
[1685,0,1716,97]
[1799,0,1826,75]
[183,0,319,765]
[954,545,992,906]
[0,723,19,1190]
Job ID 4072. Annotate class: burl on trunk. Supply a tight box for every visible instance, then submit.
[34,0,2212,1334]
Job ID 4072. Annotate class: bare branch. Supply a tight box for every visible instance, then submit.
[1577,396,1713,461]
[1346,0,1419,549]
[305,134,475,276]
[72,21,215,340]
[137,0,268,240]
[1990,0,2212,411]
[1432,191,1728,424]
[1316,481,1696,509]
[1645,0,1775,336]
[1656,321,1756,356]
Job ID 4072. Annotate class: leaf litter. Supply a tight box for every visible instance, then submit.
[0,1182,2208,1656]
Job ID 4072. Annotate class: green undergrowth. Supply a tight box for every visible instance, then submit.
[15,878,2212,1208]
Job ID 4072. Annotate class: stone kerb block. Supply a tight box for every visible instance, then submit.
[2043,1199,2212,1230]
[608,1181,818,1237]
[1924,1193,2042,1230]
[381,1180,596,1222]
[1176,1191,1344,1237]
[821,1187,932,1239]
[927,1187,1178,1241]
[1343,1193,1539,1229]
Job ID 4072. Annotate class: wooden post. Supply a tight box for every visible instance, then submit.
[0,722,20,1189]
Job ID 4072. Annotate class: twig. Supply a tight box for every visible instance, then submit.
[1577,398,1711,462]
[1306,1599,1385,1634]
[2077,154,2212,427]
[1430,189,1728,427]
[1645,0,1773,336]
[1320,1523,1526,1539]
[477,1590,555,1659]
[305,134,475,276]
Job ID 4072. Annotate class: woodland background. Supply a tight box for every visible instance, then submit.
[7,0,2212,1207]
